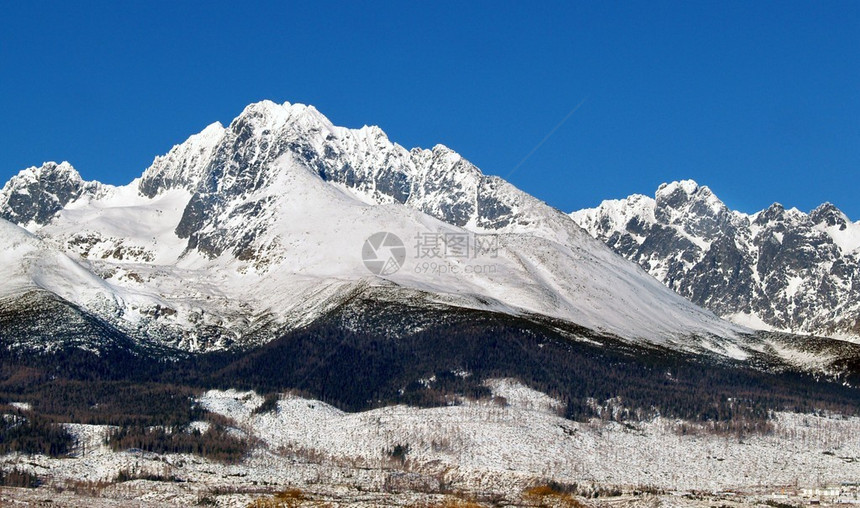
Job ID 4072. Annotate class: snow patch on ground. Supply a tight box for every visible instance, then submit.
[725,311,778,332]
[816,219,860,256]
[767,340,836,370]
[484,378,563,415]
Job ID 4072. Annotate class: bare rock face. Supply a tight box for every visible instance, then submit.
[0,161,99,226]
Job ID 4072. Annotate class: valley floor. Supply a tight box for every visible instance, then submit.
[3,380,860,506]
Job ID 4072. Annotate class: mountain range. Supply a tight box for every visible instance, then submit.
[6,100,860,501]
[571,180,860,341]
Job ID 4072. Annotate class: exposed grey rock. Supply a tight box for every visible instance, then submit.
[0,162,99,226]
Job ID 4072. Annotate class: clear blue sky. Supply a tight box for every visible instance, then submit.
[2,1,858,218]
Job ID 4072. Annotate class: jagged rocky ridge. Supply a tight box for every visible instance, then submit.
[571,180,860,341]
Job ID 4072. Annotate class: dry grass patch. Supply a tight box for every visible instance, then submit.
[523,484,590,507]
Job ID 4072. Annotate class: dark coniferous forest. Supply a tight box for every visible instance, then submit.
[3,299,860,461]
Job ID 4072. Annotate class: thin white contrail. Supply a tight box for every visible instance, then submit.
[505,96,588,181]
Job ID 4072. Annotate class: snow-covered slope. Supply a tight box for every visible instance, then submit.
[1,102,746,354]
[0,218,122,306]
[571,180,860,340]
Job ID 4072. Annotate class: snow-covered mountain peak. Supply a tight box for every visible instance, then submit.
[651,180,735,243]
[232,100,332,138]
[139,101,347,200]
[0,161,101,228]
[14,161,80,181]
[134,100,589,245]
[810,202,850,229]
[656,178,701,197]
[430,143,456,154]
[357,123,386,137]
[753,202,793,225]
[656,180,724,215]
